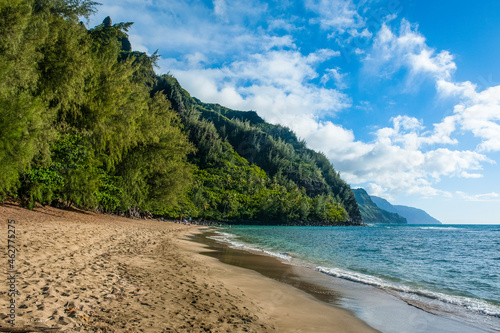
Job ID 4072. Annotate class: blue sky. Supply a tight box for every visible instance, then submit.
[89,0,500,224]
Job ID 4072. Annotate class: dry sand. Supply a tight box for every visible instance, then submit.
[0,202,376,332]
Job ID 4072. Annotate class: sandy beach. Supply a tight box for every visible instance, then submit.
[0,202,376,332]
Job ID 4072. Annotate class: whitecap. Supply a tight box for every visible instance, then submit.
[316,266,500,318]
[418,227,462,231]
[208,231,293,261]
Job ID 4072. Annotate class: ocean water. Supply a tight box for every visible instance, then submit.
[210,224,500,332]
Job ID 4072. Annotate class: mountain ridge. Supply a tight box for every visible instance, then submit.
[370,196,442,224]
[352,188,407,224]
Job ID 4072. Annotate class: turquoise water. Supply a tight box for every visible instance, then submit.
[212,224,500,331]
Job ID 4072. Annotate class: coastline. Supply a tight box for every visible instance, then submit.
[179,232,377,333]
[0,202,375,332]
[197,229,496,333]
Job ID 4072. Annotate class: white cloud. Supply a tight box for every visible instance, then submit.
[373,115,460,150]
[437,80,477,99]
[89,0,499,203]
[268,17,303,32]
[364,19,456,81]
[355,19,500,197]
[349,27,372,39]
[422,149,490,179]
[456,191,500,201]
[305,0,365,36]
[163,19,495,201]
[364,18,500,156]
[121,0,350,139]
[90,0,274,61]
[422,115,458,146]
[169,49,349,136]
[213,0,227,18]
[185,52,208,67]
[408,49,455,80]
[455,85,500,152]
[459,172,483,179]
[436,81,500,153]
[299,116,492,198]
[354,48,365,55]
[365,183,392,200]
[321,67,348,89]
[128,34,149,53]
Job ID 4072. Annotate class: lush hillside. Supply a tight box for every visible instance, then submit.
[0,1,362,225]
[369,196,396,213]
[371,196,441,224]
[153,75,362,225]
[353,189,407,224]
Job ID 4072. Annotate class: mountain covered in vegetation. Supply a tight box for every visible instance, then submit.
[354,188,441,224]
[370,196,441,224]
[353,189,407,224]
[0,1,362,225]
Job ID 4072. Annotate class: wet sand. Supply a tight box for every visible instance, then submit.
[195,231,495,333]
[0,202,376,332]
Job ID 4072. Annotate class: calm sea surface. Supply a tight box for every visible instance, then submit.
[211,224,500,332]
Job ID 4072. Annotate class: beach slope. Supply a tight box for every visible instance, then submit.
[0,203,375,332]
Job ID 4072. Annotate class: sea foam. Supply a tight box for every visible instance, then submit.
[208,224,500,332]
[418,226,462,230]
[208,231,293,261]
[316,266,500,318]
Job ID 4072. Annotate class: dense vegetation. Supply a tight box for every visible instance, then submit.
[353,189,406,224]
[0,0,362,225]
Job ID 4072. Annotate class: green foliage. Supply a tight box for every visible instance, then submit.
[0,4,194,215]
[0,1,362,225]
[0,94,46,198]
[95,172,123,212]
[34,0,99,21]
[161,79,363,224]
[18,134,100,208]
[51,134,100,208]
[184,154,311,223]
[353,188,407,224]
[114,93,195,214]
[155,75,362,225]
[20,166,63,209]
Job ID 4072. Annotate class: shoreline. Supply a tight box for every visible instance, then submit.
[198,228,496,333]
[0,202,375,332]
[179,230,377,333]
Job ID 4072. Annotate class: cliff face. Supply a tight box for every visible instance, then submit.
[370,196,442,224]
[353,189,407,224]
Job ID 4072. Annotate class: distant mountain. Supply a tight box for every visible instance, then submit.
[370,196,442,225]
[369,196,397,213]
[353,189,407,224]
